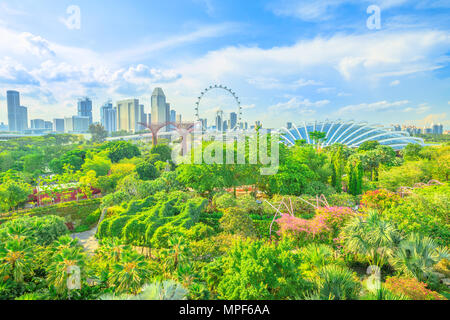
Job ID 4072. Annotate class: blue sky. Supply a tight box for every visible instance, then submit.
[0,0,449,129]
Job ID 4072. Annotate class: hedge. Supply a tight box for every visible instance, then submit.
[0,199,101,228]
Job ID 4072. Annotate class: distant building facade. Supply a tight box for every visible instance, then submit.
[65,116,90,133]
[117,99,141,133]
[53,119,65,132]
[100,102,117,134]
[78,98,93,125]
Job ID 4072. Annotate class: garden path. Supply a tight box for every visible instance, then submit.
[71,208,107,255]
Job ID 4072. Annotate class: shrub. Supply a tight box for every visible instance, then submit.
[213,193,236,210]
[385,276,446,300]
[219,208,256,238]
[313,265,361,300]
[0,215,68,245]
[216,239,313,300]
[360,189,401,212]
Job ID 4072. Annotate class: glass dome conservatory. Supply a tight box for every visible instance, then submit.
[279,121,424,150]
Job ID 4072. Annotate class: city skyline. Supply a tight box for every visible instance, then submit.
[0,1,449,129]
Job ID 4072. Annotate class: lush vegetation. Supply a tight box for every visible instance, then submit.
[0,134,449,300]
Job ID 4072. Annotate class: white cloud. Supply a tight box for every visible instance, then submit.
[247,77,322,89]
[268,0,410,21]
[338,100,409,114]
[403,103,430,114]
[390,80,400,86]
[269,97,330,112]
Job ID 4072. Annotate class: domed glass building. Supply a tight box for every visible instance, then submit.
[279,121,424,150]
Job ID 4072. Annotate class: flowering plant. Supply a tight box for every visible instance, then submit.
[360,189,401,212]
[276,207,356,244]
[385,276,446,300]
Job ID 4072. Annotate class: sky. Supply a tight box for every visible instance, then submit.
[0,0,449,129]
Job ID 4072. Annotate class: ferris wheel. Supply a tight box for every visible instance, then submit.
[194,84,243,131]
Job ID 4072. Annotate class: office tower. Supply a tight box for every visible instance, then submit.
[432,123,444,135]
[393,124,401,132]
[30,119,45,129]
[165,103,171,132]
[0,123,8,131]
[147,113,151,125]
[176,114,182,123]
[223,120,228,131]
[117,99,141,133]
[64,116,90,133]
[53,119,65,132]
[151,88,167,125]
[17,106,28,132]
[230,112,237,130]
[215,110,223,132]
[77,97,93,124]
[255,121,262,128]
[139,105,146,131]
[169,109,176,131]
[287,122,293,130]
[7,90,20,132]
[100,101,117,134]
[200,118,207,131]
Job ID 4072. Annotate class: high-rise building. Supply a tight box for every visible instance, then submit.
[230,112,237,130]
[287,122,293,130]
[78,98,93,125]
[223,120,228,131]
[30,119,45,129]
[7,90,20,132]
[139,105,146,131]
[200,118,207,131]
[176,114,182,124]
[147,113,151,125]
[169,109,176,131]
[17,106,28,132]
[432,123,444,135]
[53,119,65,132]
[64,116,90,133]
[117,99,141,133]
[151,88,167,124]
[215,110,223,132]
[100,102,117,133]
[0,123,8,131]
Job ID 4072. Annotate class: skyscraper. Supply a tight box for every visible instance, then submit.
[17,106,28,132]
[170,110,176,131]
[139,105,146,131]
[230,112,237,130]
[117,99,141,133]
[215,110,223,132]
[7,90,20,132]
[78,97,93,124]
[151,88,168,130]
[100,101,117,133]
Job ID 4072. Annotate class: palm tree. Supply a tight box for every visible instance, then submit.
[390,233,449,282]
[108,251,152,294]
[314,265,361,300]
[46,246,85,295]
[340,211,402,267]
[0,236,35,283]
